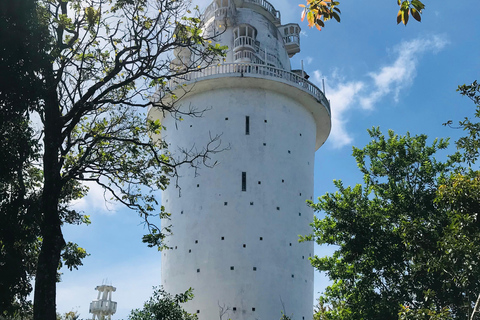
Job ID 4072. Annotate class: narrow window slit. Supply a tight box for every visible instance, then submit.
[242,172,247,191]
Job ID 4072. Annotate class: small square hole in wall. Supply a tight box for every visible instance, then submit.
[243,244,246,248]
[299,212,301,216]
[197,184,199,187]
[288,150,291,154]
[197,310,200,314]
[302,256,304,259]
[190,125,193,127]
[233,308,237,311]
[230,266,234,270]
[260,237,263,241]
[197,269,200,273]
[289,243,292,246]
[181,210,184,214]
[253,267,256,271]
[258,181,261,185]
[282,179,284,183]
[263,143,266,146]
[300,133,302,136]
[175,246,178,249]
[264,120,267,123]
[189,249,191,253]
[225,117,229,120]
[221,236,225,240]
[277,207,280,210]
[252,307,256,311]
[292,274,294,278]
[250,202,254,205]
[195,240,198,244]
[299,193,302,196]
[224,202,228,206]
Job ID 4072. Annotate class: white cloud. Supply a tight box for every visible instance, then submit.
[71,180,120,215]
[311,35,448,148]
[360,35,448,110]
[314,71,363,148]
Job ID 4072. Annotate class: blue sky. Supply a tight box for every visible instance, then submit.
[56,0,480,318]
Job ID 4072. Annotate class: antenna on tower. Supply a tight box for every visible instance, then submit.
[89,282,117,320]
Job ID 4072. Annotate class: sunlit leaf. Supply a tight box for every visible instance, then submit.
[411,8,421,22]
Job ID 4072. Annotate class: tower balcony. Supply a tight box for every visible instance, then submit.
[89,300,117,313]
[203,0,235,29]
[150,62,331,149]
[163,63,330,116]
[240,0,281,25]
[233,35,259,52]
[280,23,301,57]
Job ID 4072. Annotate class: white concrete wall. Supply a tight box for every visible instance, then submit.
[150,1,331,319]
[204,1,291,70]
[160,85,317,320]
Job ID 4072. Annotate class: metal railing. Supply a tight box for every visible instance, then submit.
[233,36,257,51]
[168,63,330,113]
[244,0,281,24]
[232,36,284,69]
[233,50,264,64]
[256,46,284,69]
[203,1,235,22]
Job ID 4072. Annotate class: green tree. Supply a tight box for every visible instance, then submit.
[0,0,47,317]
[302,128,480,319]
[128,287,198,320]
[453,81,480,165]
[0,0,226,319]
[308,82,480,320]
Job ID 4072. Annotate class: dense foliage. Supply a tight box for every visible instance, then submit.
[128,287,198,320]
[306,82,480,320]
[0,0,47,317]
[0,0,226,319]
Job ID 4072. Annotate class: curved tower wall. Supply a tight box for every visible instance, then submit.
[149,1,331,320]
[160,83,317,320]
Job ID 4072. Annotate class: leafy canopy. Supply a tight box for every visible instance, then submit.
[0,0,226,319]
[302,127,480,319]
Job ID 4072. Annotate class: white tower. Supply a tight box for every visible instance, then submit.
[89,284,117,320]
[149,1,331,320]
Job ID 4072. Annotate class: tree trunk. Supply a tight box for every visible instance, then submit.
[33,66,65,320]
[33,217,64,320]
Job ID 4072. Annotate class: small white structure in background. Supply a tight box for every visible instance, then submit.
[89,283,117,320]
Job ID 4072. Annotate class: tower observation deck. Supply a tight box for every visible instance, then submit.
[148,0,331,319]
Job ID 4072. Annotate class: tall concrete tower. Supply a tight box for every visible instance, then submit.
[148,0,331,319]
